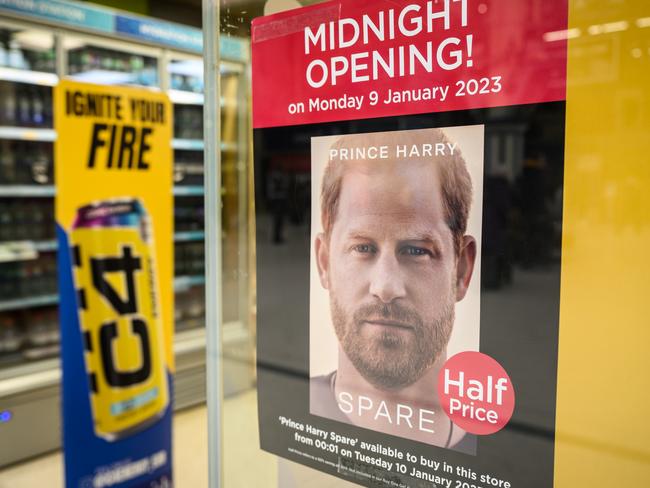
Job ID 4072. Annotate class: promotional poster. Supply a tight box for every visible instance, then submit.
[55,80,174,488]
[253,0,567,487]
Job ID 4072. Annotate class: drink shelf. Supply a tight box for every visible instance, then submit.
[168,91,234,109]
[0,294,58,313]
[0,127,56,141]
[173,186,204,196]
[32,241,57,252]
[168,90,204,105]
[173,275,205,292]
[0,241,39,262]
[0,185,55,197]
[0,275,205,312]
[0,185,205,198]
[0,67,58,87]
[173,231,205,242]
[172,139,204,151]
[0,231,205,260]
[174,275,205,289]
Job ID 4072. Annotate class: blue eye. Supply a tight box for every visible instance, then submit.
[402,246,431,257]
[354,244,376,254]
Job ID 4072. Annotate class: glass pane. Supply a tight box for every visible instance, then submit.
[169,55,206,338]
[217,2,329,487]
[0,24,57,372]
[215,1,650,488]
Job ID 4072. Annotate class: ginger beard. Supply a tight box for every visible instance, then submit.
[330,283,456,391]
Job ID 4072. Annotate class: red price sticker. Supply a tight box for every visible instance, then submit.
[438,352,515,435]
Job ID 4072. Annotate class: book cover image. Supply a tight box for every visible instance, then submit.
[309,127,484,455]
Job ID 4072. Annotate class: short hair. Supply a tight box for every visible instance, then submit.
[320,128,473,255]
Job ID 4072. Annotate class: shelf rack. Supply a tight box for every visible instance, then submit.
[0,275,206,313]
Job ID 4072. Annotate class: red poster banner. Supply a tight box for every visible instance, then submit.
[252,0,567,128]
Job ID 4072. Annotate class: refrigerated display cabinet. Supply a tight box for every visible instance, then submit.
[0,3,253,467]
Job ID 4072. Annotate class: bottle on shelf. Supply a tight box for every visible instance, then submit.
[80,51,93,72]
[175,242,186,276]
[174,284,206,331]
[44,254,57,294]
[67,50,80,74]
[31,86,44,126]
[173,105,183,138]
[7,262,27,298]
[0,314,24,355]
[130,54,145,84]
[14,141,29,184]
[0,41,8,67]
[174,105,204,140]
[43,87,53,126]
[31,144,53,184]
[189,242,205,274]
[0,141,16,184]
[187,286,205,319]
[8,40,26,70]
[0,264,14,299]
[17,85,32,126]
[20,260,37,297]
[46,50,56,72]
[129,54,144,73]
[0,81,14,126]
[26,310,50,346]
[28,200,46,240]
[0,201,14,240]
[175,151,204,186]
[47,308,60,344]
[43,201,55,239]
[21,307,60,361]
[174,292,185,324]
[100,52,112,71]
[1,82,16,126]
[0,199,53,242]
[171,74,182,91]
[12,201,28,240]
[31,50,43,72]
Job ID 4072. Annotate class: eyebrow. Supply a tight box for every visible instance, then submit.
[343,230,444,248]
[400,232,440,244]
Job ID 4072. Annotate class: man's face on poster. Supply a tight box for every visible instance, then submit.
[317,159,474,391]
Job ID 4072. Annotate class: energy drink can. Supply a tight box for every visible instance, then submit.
[70,198,168,441]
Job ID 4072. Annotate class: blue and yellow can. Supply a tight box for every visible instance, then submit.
[70,198,168,441]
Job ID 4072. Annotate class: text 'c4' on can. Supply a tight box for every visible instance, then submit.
[70,198,168,441]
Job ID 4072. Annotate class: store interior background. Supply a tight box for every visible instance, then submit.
[0,1,322,485]
[0,0,648,487]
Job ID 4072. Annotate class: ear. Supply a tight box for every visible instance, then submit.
[455,235,476,302]
[315,232,330,290]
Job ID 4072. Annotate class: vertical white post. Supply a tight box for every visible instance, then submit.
[202,0,222,487]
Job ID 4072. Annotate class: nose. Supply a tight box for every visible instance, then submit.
[369,251,406,303]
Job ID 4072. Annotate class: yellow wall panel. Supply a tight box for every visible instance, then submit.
[556,0,650,485]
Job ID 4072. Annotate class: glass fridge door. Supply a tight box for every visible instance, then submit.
[0,21,57,372]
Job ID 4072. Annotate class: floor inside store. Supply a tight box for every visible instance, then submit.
[0,389,278,488]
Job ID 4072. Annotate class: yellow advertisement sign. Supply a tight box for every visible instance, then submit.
[55,80,173,444]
